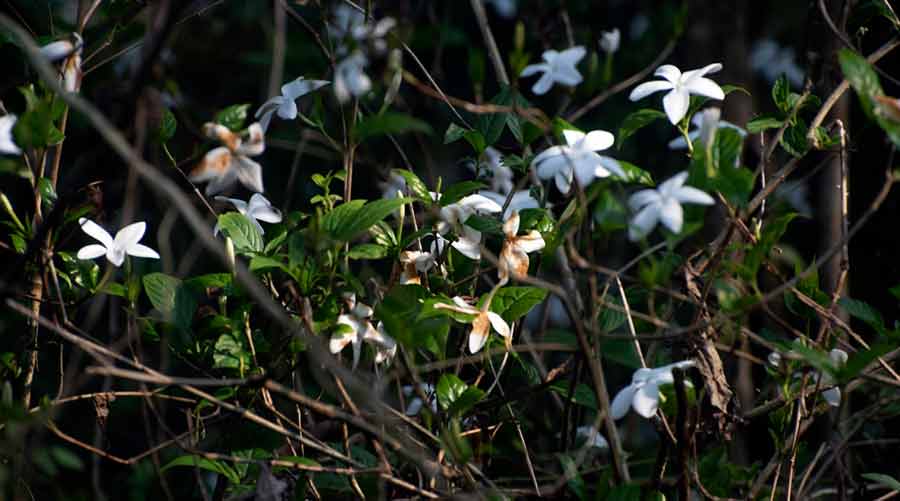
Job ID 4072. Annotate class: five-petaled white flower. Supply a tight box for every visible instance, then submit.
[41,33,83,92]
[629,63,725,125]
[214,193,282,236]
[255,77,329,132]
[330,293,395,369]
[189,122,266,196]
[611,360,695,419]
[520,46,586,95]
[628,171,715,241]
[480,190,540,220]
[435,193,502,260]
[399,250,436,285]
[334,51,372,103]
[667,107,747,152]
[599,29,621,54]
[498,211,545,282]
[533,129,624,194]
[76,218,160,267]
[435,295,511,354]
[470,147,514,195]
[768,348,847,407]
[0,115,22,155]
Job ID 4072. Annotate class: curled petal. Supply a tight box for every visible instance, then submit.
[281,77,330,100]
[255,99,281,132]
[113,221,147,249]
[468,314,490,353]
[499,245,529,280]
[654,64,682,83]
[248,194,283,223]
[216,196,249,214]
[682,62,723,80]
[610,384,638,420]
[629,80,673,101]
[487,311,510,338]
[520,63,547,78]
[514,231,545,254]
[632,382,661,418]
[234,157,265,194]
[503,211,520,238]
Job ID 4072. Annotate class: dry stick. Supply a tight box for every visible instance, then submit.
[567,39,677,122]
[267,0,286,98]
[615,275,647,368]
[807,36,900,147]
[672,368,691,500]
[469,0,509,85]
[0,15,445,482]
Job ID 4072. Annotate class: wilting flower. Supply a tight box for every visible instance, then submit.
[480,190,540,220]
[533,129,624,194]
[485,0,517,18]
[334,51,372,103]
[0,115,21,155]
[330,293,396,369]
[575,425,609,449]
[41,33,83,92]
[76,218,160,267]
[189,122,266,196]
[403,383,437,416]
[399,250,435,285]
[498,211,545,281]
[435,296,511,354]
[628,171,715,241]
[379,171,407,199]
[435,193,502,260]
[667,108,747,151]
[471,147,514,195]
[520,46,586,95]
[750,39,804,87]
[214,193,282,236]
[768,348,847,407]
[629,63,725,125]
[599,29,621,54]
[611,360,695,419]
[255,77,329,132]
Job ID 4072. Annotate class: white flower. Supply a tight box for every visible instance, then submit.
[628,171,715,241]
[485,0,517,18]
[750,39,804,87]
[0,115,22,155]
[329,4,395,54]
[330,293,395,369]
[41,33,83,92]
[255,77,329,132]
[189,122,266,196]
[435,193,502,260]
[629,63,725,125]
[334,51,372,103]
[435,296,511,354]
[470,147,514,195]
[214,193,282,236]
[599,29,621,54]
[480,190,540,220]
[667,107,747,151]
[768,348,847,407]
[520,46,586,95]
[76,218,160,267]
[532,129,624,194]
[575,425,609,449]
[611,360,695,419]
[403,383,437,416]
[379,171,407,199]
[498,211,545,281]
[399,250,436,285]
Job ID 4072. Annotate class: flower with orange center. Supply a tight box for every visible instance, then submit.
[498,211,545,281]
[189,122,266,196]
[434,295,510,354]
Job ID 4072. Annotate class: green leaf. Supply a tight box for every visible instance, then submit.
[214,104,251,131]
[353,112,432,141]
[747,114,784,133]
[440,181,486,207]
[436,374,468,412]
[376,285,449,354]
[347,243,388,260]
[475,86,526,147]
[50,446,84,471]
[447,386,485,417]
[324,198,412,241]
[839,49,882,119]
[489,286,549,323]
[862,473,900,492]
[444,123,468,144]
[391,169,431,202]
[617,108,667,148]
[772,75,792,113]
[213,332,251,371]
[162,455,241,485]
[463,214,503,236]
[142,273,196,330]
[838,297,885,331]
[155,108,177,143]
[249,255,290,274]
[742,213,797,280]
[550,382,597,409]
[217,213,263,253]
[615,160,654,186]
[780,120,811,158]
[593,191,628,233]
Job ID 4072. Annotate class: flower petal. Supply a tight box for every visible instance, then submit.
[654,64,683,83]
[662,89,690,125]
[632,382,661,418]
[234,157,265,193]
[514,231,545,254]
[610,384,638,420]
[78,218,114,248]
[822,387,842,407]
[682,62,723,80]
[685,77,725,100]
[581,130,615,152]
[658,197,684,234]
[629,204,660,241]
[215,196,249,214]
[248,194,283,223]
[487,311,511,338]
[281,77,330,100]
[531,72,556,95]
[276,98,298,121]
[503,211,520,237]
[659,171,689,195]
[458,194,503,213]
[673,186,715,206]
[520,63,547,78]
[127,243,160,259]
[554,169,573,194]
[628,189,661,211]
[628,80,673,101]
[559,46,587,66]
[113,221,147,249]
[468,314,490,353]
[254,99,281,132]
[562,129,586,147]
[76,244,107,260]
[596,155,625,179]
[552,65,583,87]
